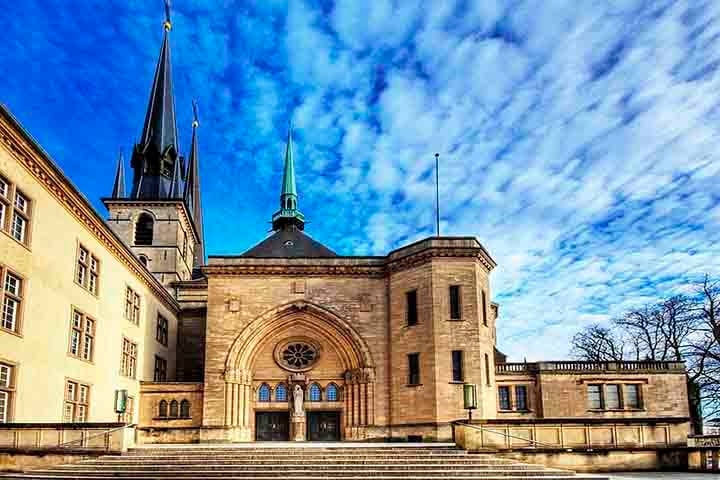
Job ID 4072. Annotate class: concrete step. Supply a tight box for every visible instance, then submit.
[48,465,555,472]
[71,461,533,468]
[0,475,603,480]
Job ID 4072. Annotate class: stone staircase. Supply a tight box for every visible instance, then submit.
[0,443,607,479]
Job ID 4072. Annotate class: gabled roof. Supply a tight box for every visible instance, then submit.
[241,227,337,258]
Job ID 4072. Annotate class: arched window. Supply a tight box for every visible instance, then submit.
[309,383,321,402]
[326,383,339,402]
[135,213,154,245]
[180,399,190,418]
[169,400,179,418]
[158,400,168,417]
[275,383,287,402]
[258,383,271,402]
[139,255,148,267]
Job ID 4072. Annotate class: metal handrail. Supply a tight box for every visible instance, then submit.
[452,421,571,451]
[57,423,134,450]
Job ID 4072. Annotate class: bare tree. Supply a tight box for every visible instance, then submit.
[571,324,626,361]
[569,275,719,428]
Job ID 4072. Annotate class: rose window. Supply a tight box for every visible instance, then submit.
[281,343,317,369]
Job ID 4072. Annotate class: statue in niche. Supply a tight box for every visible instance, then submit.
[293,384,304,416]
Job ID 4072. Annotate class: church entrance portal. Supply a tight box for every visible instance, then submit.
[255,412,289,441]
[307,411,340,441]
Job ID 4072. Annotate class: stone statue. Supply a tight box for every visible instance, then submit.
[293,385,304,416]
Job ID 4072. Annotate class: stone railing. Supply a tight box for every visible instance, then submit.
[0,423,134,453]
[496,360,685,375]
[452,418,689,452]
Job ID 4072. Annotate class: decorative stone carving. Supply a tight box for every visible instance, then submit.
[274,338,321,372]
[293,384,304,416]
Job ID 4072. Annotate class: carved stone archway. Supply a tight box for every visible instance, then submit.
[222,300,376,440]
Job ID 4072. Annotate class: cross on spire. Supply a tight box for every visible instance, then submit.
[163,0,172,31]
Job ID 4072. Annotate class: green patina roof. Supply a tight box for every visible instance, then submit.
[281,128,297,198]
[272,127,305,230]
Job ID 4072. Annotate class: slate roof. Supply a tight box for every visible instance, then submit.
[241,227,337,258]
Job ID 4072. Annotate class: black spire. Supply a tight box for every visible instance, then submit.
[185,100,205,269]
[130,1,180,200]
[111,151,126,199]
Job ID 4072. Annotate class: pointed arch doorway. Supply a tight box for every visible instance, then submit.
[224,301,375,441]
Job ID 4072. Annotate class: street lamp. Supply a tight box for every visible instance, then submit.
[463,383,477,423]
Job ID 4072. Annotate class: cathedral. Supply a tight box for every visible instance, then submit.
[0,5,691,446]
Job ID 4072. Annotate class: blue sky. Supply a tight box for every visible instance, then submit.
[2,0,719,361]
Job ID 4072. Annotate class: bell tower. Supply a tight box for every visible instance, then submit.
[103,2,204,287]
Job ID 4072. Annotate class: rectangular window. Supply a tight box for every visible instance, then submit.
[156,314,168,346]
[154,355,167,382]
[587,384,603,409]
[68,309,95,362]
[625,384,641,409]
[498,386,511,410]
[1,270,23,333]
[0,362,14,423]
[406,290,418,326]
[451,350,464,382]
[484,353,491,386]
[120,338,138,378]
[408,353,420,385]
[10,189,31,245]
[449,285,462,320]
[63,380,90,422]
[515,385,528,411]
[605,384,621,409]
[481,290,488,326]
[124,287,141,325]
[75,245,99,295]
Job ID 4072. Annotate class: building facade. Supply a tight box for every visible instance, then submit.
[0,7,691,445]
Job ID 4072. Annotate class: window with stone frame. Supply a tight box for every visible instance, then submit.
[498,386,511,410]
[154,355,167,382]
[481,290,488,326]
[449,285,462,320]
[134,213,154,246]
[68,309,95,362]
[75,245,100,295]
[625,383,642,409]
[0,362,15,423]
[451,350,464,382]
[156,314,168,346]
[406,290,418,326]
[308,383,321,402]
[604,384,621,409]
[124,286,141,325]
[180,399,190,418]
[120,338,137,378]
[1,268,23,334]
[158,400,168,417]
[587,384,603,409]
[408,353,420,385]
[0,175,9,234]
[258,383,270,402]
[326,383,339,402]
[484,353,491,386]
[11,189,31,246]
[515,385,528,411]
[63,380,90,422]
[275,383,287,402]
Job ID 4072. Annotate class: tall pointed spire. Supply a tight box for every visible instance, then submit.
[111,151,126,199]
[185,100,205,269]
[272,126,305,231]
[130,0,180,199]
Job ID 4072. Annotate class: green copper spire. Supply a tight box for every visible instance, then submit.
[272,127,305,230]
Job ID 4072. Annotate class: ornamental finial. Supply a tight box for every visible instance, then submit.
[163,0,172,31]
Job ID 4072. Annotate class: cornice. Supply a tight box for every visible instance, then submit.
[203,264,386,278]
[0,107,180,314]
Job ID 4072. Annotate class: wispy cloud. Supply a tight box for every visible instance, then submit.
[2,0,719,360]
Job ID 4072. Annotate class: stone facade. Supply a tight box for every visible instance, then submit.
[0,102,692,444]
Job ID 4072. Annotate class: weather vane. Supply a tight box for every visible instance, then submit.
[163,0,172,31]
[192,99,200,128]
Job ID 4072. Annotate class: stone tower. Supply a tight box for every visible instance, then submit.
[103,4,204,287]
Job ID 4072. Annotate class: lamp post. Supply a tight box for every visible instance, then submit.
[463,383,477,423]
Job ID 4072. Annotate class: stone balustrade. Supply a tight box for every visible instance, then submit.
[496,360,685,375]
